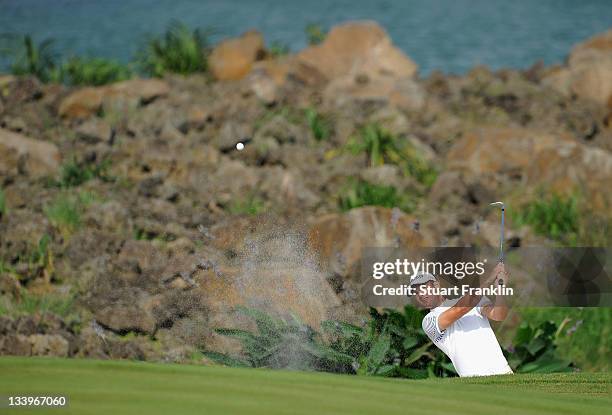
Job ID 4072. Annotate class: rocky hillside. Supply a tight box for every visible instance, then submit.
[0,22,610,362]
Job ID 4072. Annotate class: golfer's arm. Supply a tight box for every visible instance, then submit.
[437,293,482,330]
[481,295,509,321]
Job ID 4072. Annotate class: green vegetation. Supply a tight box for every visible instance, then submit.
[204,306,337,370]
[513,193,579,243]
[520,308,611,372]
[512,193,610,246]
[137,21,210,77]
[0,358,609,415]
[346,123,437,187]
[305,107,331,141]
[57,157,112,188]
[54,56,132,86]
[268,41,290,57]
[207,306,573,379]
[305,23,326,45]
[0,34,58,82]
[339,179,417,213]
[507,321,572,373]
[44,191,96,238]
[0,187,6,218]
[0,290,75,318]
[228,194,265,215]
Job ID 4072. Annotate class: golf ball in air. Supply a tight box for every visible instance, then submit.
[236,142,244,151]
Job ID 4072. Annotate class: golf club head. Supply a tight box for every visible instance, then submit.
[490,201,505,209]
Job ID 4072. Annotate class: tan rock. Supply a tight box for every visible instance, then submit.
[446,127,612,212]
[58,79,170,119]
[308,206,429,279]
[544,30,612,108]
[0,128,61,178]
[296,21,418,82]
[209,30,265,81]
[58,87,105,119]
[29,334,69,357]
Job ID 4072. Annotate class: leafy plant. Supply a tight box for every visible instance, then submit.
[305,107,331,141]
[513,193,579,244]
[322,306,456,378]
[54,56,131,86]
[228,194,265,215]
[0,187,6,218]
[44,191,95,238]
[57,157,112,188]
[203,306,338,371]
[268,41,290,57]
[0,34,58,82]
[138,21,210,77]
[506,320,573,373]
[305,24,326,45]
[339,179,417,213]
[346,123,437,187]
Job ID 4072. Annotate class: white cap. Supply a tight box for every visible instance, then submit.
[409,272,437,287]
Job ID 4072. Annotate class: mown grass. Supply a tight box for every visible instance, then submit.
[0,357,609,415]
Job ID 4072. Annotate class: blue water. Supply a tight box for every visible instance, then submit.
[0,0,610,75]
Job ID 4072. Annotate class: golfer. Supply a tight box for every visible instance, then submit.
[411,263,513,377]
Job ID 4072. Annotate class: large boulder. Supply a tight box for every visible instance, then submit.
[296,21,418,82]
[445,127,612,212]
[0,128,61,178]
[544,30,612,108]
[209,31,265,81]
[308,206,430,280]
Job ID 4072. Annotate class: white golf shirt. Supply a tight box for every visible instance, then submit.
[422,297,513,377]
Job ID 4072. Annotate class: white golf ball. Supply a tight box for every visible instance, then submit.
[236,142,245,151]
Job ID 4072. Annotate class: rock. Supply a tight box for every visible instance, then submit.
[296,21,418,82]
[446,127,612,213]
[215,122,252,152]
[75,118,113,143]
[308,206,429,279]
[0,334,31,356]
[0,128,61,178]
[209,31,266,81]
[58,87,105,119]
[248,68,278,104]
[543,30,612,108]
[360,165,403,188]
[29,334,69,357]
[324,74,426,111]
[94,289,160,335]
[58,79,170,119]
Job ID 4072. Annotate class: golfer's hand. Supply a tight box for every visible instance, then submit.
[483,262,506,287]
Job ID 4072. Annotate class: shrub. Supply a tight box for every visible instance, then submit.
[513,193,579,244]
[346,123,437,187]
[0,34,58,82]
[203,306,339,370]
[268,41,290,57]
[44,192,95,238]
[305,24,326,45]
[54,56,131,86]
[339,179,417,213]
[228,194,265,215]
[305,107,331,141]
[507,320,573,373]
[57,157,112,188]
[137,21,210,77]
[0,187,6,218]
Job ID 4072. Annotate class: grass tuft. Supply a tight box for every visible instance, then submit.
[137,21,210,77]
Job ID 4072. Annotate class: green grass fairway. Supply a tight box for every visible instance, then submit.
[0,357,610,415]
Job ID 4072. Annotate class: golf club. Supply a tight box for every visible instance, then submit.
[489,201,505,285]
